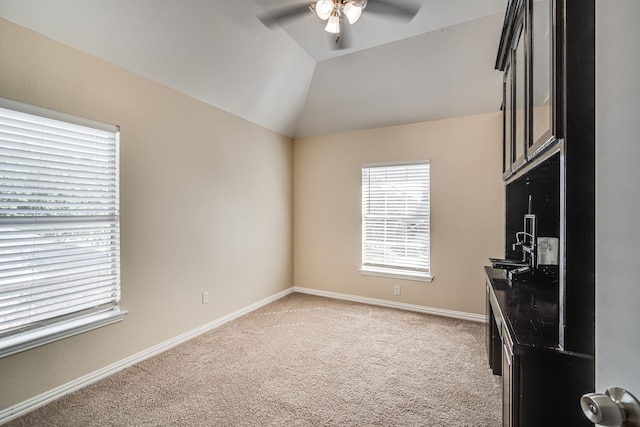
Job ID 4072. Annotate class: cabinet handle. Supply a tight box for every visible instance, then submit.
[580,387,640,426]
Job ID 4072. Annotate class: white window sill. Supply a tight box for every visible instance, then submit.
[360,267,433,283]
[0,308,127,359]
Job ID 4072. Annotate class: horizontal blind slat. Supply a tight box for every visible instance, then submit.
[362,163,430,274]
[0,299,118,332]
[0,281,119,313]
[0,103,121,338]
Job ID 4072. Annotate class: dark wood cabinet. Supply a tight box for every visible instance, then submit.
[526,0,560,159]
[498,0,563,177]
[486,268,594,427]
[501,66,512,179]
[499,4,526,178]
[496,0,595,357]
[486,281,502,376]
[512,19,526,172]
[501,322,516,426]
[490,0,596,425]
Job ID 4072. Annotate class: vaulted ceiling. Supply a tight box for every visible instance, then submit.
[0,0,507,138]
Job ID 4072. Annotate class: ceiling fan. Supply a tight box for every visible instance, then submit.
[258,0,421,48]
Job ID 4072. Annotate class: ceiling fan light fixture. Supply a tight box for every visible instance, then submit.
[343,2,362,24]
[324,10,340,33]
[315,0,333,20]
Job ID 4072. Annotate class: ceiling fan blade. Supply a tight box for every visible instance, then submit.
[365,0,421,21]
[258,3,311,28]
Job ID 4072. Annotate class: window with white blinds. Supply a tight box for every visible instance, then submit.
[0,98,124,358]
[361,162,431,281]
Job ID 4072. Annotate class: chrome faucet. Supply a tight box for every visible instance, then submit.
[508,214,537,280]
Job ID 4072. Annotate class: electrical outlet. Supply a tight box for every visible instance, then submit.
[202,291,209,304]
[393,285,401,296]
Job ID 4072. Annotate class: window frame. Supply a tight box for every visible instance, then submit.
[0,97,125,358]
[360,161,432,283]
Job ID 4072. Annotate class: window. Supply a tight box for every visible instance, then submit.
[0,98,124,358]
[361,162,431,282]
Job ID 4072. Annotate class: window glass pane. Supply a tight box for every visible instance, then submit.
[362,163,430,276]
[531,0,552,146]
[0,101,121,355]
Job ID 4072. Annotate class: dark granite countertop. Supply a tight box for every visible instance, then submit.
[485,266,560,355]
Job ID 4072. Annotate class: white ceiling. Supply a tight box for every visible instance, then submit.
[0,0,507,138]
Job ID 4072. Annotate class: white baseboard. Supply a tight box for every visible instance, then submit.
[292,286,486,323]
[0,287,294,425]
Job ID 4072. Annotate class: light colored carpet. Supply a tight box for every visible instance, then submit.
[6,293,501,426]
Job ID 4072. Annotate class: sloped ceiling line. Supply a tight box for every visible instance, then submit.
[0,0,506,138]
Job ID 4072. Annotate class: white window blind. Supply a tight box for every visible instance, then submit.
[0,99,124,358]
[361,162,430,280]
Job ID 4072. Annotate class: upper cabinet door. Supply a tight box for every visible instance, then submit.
[503,65,513,179]
[527,0,560,159]
[512,19,527,172]
[496,0,564,180]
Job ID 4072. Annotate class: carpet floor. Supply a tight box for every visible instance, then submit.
[6,293,502,426]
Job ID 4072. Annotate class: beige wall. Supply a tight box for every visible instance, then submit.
[294,114,504,314]
[0,18,293,410]
[0,16,505,415]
